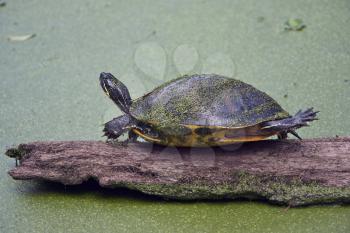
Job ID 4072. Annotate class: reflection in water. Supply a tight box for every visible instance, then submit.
[173,44,199,75]
[134,42,166,81]
[202,53,236,78]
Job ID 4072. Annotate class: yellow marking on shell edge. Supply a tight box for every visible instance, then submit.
[212,135,272,143]
[132,123,279,147]
[196,127,276,147]
[180,123,264,130]
[144,120,280,130]
[161,134,273,147]
[132,129,162,143]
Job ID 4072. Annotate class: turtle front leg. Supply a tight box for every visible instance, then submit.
[262,108,319,139]
[103,114,134,140]
[127,130,139,143]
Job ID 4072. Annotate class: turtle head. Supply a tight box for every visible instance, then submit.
[100,72,132,113]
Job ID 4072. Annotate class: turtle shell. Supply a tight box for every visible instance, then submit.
[130,74,290,128]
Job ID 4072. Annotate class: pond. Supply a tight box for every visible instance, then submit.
[1,0,349,232]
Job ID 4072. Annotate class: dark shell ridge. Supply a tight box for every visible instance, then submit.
[130,74,289,128]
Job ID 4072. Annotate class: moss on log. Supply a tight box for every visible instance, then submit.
[5,137,350,206]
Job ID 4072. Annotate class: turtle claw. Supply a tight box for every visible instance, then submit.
[102,128,120,140]
[295,109,303,115]
[283,108,319,140]
[302,117,318,121]
[294,108,319,126]
[289,130,302,140]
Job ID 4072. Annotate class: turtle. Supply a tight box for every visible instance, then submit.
[99,72,318,147]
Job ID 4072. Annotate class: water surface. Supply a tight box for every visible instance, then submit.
[1,0,350,232]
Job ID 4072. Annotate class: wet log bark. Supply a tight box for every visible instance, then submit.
[5,137,350,206]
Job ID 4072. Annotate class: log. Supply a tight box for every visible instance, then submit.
[5,137,350,206]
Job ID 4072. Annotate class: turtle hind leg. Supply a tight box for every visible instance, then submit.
[277,130,301,140]
[103,114,134,140]
[263,108,319,140]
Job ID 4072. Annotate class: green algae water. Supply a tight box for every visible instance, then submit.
[1,0,349,232]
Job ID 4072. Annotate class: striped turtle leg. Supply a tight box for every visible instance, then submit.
[262,108,319,139]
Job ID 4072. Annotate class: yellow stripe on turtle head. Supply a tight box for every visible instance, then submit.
[102,82,110,97]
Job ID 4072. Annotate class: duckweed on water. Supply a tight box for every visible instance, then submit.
[285,18,306,31]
